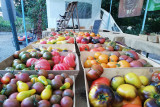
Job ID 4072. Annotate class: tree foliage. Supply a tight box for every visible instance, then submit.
[15,0,47,38]
[101,0,160,35]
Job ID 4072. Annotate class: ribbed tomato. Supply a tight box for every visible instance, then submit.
[52,56,61,64]
[63,56,76,68]
[53,63,69,70]
[26,58,38,67]
[51,51,60,56]
[67,53,75,60]
[35,59,51,70]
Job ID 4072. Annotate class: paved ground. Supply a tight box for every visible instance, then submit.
[0,32,26,62]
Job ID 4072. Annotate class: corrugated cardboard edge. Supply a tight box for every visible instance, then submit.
[139,34,148,41]
[148,35,159,43]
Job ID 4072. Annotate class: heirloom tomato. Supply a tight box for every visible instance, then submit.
[79,45,89,51]
[117,60,130,68]
[63,56,76,68]
[89,85,114,107]
[90,77,110,90]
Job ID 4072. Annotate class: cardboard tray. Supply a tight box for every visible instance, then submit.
[80,51,160,70]
[84,68,160,107]
[0,70,76,107]
[148,35,159,43]
[29,44,76,52]
[77,44,126,52]
[0,52,80,78]
[31,36,76,44]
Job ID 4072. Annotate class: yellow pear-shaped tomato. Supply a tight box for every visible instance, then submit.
[47,46,52,52]
[111,76,125,90]
[31,77,38,83]
[16,89,36,101]
[124,72,142,88]
[117,84,137,100]
[17,81,29,92]
[38,76,48,85]
[41,85,52,100]
[139,76,149,86]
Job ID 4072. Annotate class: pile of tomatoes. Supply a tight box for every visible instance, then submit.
[88,72,160,107]
[84,50,153,68]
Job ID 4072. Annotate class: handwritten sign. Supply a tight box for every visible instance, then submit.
[118,0,144,18]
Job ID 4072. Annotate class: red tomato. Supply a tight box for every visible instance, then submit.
[123,104,142,107]
[52,56,61,64]
[90,48,99,52]
[90,77,110,90]
[79,45,90,51]
[26,58,38,67]
[85,32,90,37]
[67,37,74,44]
[60,56,65,63]
[65,36,70,40]
[35,59,51,70]
[67,53,75,60]
[53,63,69,70]
[51,52,60,56]
[76,36,83,43]
[1,76,10,84]
[63,56,76,68]
[151,71,160,82]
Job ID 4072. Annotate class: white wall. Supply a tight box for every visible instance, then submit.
[46,0,102,29]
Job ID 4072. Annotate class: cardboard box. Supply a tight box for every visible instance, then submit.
[148,35,159,43]
[77,44,126,53]
[0,70,76,107]
[30,44,76,52]
[139,34,148,41]
[0,52,79,78]
[84,68,156,107]
[80,51,160,69]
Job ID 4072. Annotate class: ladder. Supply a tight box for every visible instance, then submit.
[57,1,80,32]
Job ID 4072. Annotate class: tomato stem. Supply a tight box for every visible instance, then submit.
[98,94,108,101]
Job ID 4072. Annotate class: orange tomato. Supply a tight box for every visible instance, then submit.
[91,60,98,65]
[109,55,119,62]
[123,104,142,107]
[98,54,109,63]
[84,60,92,68]
[117,60,130,68]
[101,63,109,68]
[107,62,117,68]
[97,47,105,51]
[123,96,142,106]
[90,32,95,37]
[87,56,94,60]
[90,48,99,52]
[94,52,102,59]
[97,34,101,37]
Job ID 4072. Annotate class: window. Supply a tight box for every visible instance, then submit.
[65,2,92,19]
